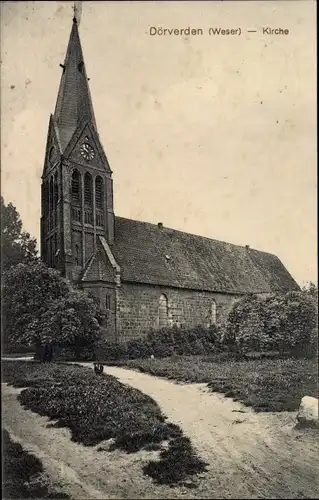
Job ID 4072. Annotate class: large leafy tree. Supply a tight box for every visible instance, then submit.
[223,291,317,356]
[1,197,38,269]
[301,281,318,303]
[2,261,104,353]
[26,291,101,355]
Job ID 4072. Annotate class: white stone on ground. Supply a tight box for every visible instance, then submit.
[297,396,319,427]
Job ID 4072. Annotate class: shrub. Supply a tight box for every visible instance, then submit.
[92,324,220,362]
[262,292,318,355]
[143,436,208,485]
[127,338,153,359]
[2,261,105,358]
[96,341,128,361]
[223,291,317,356]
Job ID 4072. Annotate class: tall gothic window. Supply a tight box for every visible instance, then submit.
[106,294,111,311]
[53,173,58,228]
[54,173,59,207]
[84,173,93,206]
[71,170,81,222]
[49,177,54,231]
[84,173,93,224]
[44,181,49,218]
[49,177,54,212]
[71,170,80,203]
[158,294,169,328]
[210,300,217,325]
[95,176,103,209]
[95,176,104,227]
[42,181,50,234]
[75,244,79,265]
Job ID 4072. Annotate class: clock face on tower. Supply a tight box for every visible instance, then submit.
[80,142,95,161]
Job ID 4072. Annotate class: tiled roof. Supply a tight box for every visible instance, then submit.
[111,217,300,294]
[54,19,97,151]
[82,248,116,283]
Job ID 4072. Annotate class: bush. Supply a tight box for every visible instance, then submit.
[96,341,128,361]
[92,325,221,363]
[223,291,317,356]
[2,262,105,358]
[143,436,208,486]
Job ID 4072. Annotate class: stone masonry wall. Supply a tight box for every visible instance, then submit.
[117,282,241,341]
[82,283,117,341]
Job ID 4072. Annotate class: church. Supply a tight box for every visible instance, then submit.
[40,16,299,342]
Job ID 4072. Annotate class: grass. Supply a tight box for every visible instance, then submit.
[118,355,318,412]
[2,428,68,499]
[2,360,208,486]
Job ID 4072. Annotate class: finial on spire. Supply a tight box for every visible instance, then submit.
[72,2,82,26]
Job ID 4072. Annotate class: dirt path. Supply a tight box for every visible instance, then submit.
[2,360,319,499]
[81,364,319,499]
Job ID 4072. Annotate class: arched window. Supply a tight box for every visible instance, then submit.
[158,294,168,328]
[54,173,58,218]
[210,300,217,325]
[95,176,104,209]
[49,178,54,231]
[71,170,81,222]
[71,170,80,204]
[95,176,104,227]
[106,294,111,311]
[75,244,79,265]
[49,177,54,212]
[84,173,93,207]
[84,173,93,224]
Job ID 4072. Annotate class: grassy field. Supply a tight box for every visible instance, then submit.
[2,361,207,486]
[3,428,68,499]
[118,356,318,412]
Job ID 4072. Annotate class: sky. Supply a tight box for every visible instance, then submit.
[1,1,317,286]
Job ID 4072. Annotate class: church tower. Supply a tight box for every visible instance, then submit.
[40,14,114,282]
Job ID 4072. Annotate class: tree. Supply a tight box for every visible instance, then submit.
[223,291,317,356]
[222,294,265,352]
[301,281,318,302]
[26,291,101,358]
[1,197,38,270]
[2,261,104,355]
[262,291,318,356]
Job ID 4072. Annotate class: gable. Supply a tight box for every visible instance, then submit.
[112,217,300,294]
[81,248,116,283]
[62,121,111,173]
[42,115,62,178]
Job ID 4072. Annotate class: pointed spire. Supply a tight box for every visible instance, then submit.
[54,15,97,151]
[72,2,77,24]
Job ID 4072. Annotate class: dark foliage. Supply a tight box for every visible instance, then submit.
[91,324,222,363]
[223,291,317,356]
[143,436,208,486]
[2,428,68,499]
[2,261,103,354]
[1,196,38,271]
